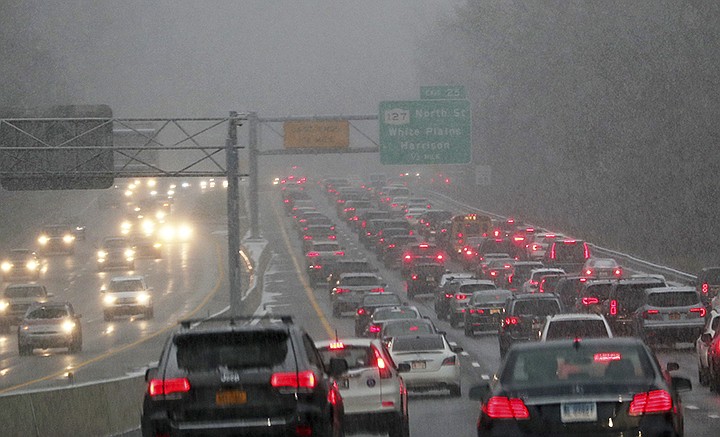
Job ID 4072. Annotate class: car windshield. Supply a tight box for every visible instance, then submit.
[501,343,655,388]
[103,239,127,249]
[26,307,68,319]
[175,332,288,371]
[109,280,144,292]
[43,227,71,236]
[391,335,444,352]
[545,320,610,340]
[647,291,699,307]
[514,299,561,316]
[5,286,44,298]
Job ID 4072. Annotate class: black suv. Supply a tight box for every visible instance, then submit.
[498,293,563,357]
[694,267,720,307]
[141,316,346,437]
[602,275,667,336]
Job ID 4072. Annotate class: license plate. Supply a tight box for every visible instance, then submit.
[216,390,247,406]
[490,308,501,314]
[411,361,426,369]
[669,313,681,320]
[561,402,597,423]
[338,378,349,390]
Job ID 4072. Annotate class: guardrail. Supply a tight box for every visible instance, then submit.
[422,189,697,285]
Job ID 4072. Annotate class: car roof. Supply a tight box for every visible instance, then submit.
[110,275,145,282]
[645,286,696,294]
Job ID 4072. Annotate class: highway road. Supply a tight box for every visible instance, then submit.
[2,181,719,436]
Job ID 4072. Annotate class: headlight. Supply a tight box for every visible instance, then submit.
[0,300,8,312]
[97,250,107,258]
[178,225,192,241]
[26,260,38,271]
[153,242,162,249]
[62,320,76,333]
[38,235,49,245]
[1,262,11,272]
[124,249,135,258]
[103,294,117,305]
[136,293,150,304]
[63,234,75,244]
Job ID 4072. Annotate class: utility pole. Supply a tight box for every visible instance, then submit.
[226,111,242,316]
[248,112,260,239]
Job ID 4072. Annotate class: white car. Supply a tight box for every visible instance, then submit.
[696,309,720,386]
[101,276,154,321]
[521,268,566,293]
[404,207,428,227]
[388,333,462,397]
[315,338,410,436]
[540,313,613,341]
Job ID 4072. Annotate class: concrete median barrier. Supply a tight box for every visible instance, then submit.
[0,374,144,437]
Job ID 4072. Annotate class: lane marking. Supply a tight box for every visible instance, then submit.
[481,374,490,380]
[471,362,480,368]
[686,405,699,410]
[272,201,335,339]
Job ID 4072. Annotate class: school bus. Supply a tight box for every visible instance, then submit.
[448,213,493,256]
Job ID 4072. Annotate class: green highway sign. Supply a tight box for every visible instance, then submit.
[379,100,471,165]
[420,85,466,100]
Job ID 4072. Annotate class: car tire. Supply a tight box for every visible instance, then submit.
[699,365,710,386]
[450,313,459,329]
[387,412,410,437]
[18,344,32,356]
[449,384,461,397]
[103,311,113,322]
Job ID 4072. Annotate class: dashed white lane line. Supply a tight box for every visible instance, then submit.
[708,414,720,419]
[461,351,469,356]
[471,362,480,368]
[481,374,490,380]
[686,405,699,410]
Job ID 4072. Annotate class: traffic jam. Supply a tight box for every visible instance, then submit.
[276,170,720,437]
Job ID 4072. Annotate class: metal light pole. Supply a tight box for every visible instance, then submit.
[226,111,242,316]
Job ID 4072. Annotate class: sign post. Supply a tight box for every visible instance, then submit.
[379,100,471,165]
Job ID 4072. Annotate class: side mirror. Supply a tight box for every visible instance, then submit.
[145,366,158,382]
[672,376,692,393]
[396,363,411,373]
[666,362,680,372]
[701,333,713,344]
[328,357,348,377]
[468,382,491,400]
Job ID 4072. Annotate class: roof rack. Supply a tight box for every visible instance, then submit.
[179,315,293,329]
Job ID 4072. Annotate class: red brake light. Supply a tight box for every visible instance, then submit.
[335,251,345,256]
[419,243,429,248]
[583,242,591,259]
[585,269,593,276]
[328,235,337,240]
[357,307,366,315]
[582,297,599,306]
[504,316,519,325]
[369,324,381,333]
[455,293,467,300]
[283,199,290,203]
[614,268,622,277]
[482,396,530,419]
[610,299,618,315]
[307,252,320,257]
[388,244,395,248]
[148,377,191,397]
[335,287,349,294]
[436,254,444,261]
[370,287,385,293]
[303,235,312,240]
[411,274,418,280]
[329,341,345,349]
[372,346,392,378]
[403,254,412,261]
[628,390,672,416]
[690,307,707,318]
[271,370,316,389]
[643,309,659,319]
[702,283,709,294]
[593,352,621,362]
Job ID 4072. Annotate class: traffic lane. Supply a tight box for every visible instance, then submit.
[0,223,225,393]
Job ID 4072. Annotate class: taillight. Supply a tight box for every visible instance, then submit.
[357,307,366,315]
[444,293,453,299]
[328,235,337,240]
[582,297,599,306]
[702,283,710,294]
[609,299,618,316]
[614,268,622,277]
[504,316,519,326]
[643,309,659,319]
[307,252,320,258]
[411,274,418,280]
[441,356,456,366]
[585,269,593,276]
[335,287,349,294]
[455,293,467,300]
[628,390,672,415]
[327,383,340,406]
[403,254,412,262]
[583,243,591,259]
[303,235,312,240]
[296,425,313,437]
[369,324,381,333]
[482,396,530,419]
[549,244,556,259]
[148,377,191,397]
[690,307,706,318]
[271,370,316,389]
[372,346,392,378]
[436,254,444,261]
[335,251,345,256]
[370,287,385,292]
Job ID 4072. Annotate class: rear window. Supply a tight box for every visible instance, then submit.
[5,286,45,298]
[318,345,373,370]
[552,242,588,261]
[392,336,444,352]
[545,320,610,340]
[513,299,561,317]
[614,283,663,311]
[582,283,612,300]
[175,332,288,371]
[647,291,700,307]
[312,243,340,252]
[472,290,513,305]
[342,276,382,286]
[373,308,418,322]
[362,294,401,306]
[459,283,496,293]
[383,321,435,336]
[502,344,655,387]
